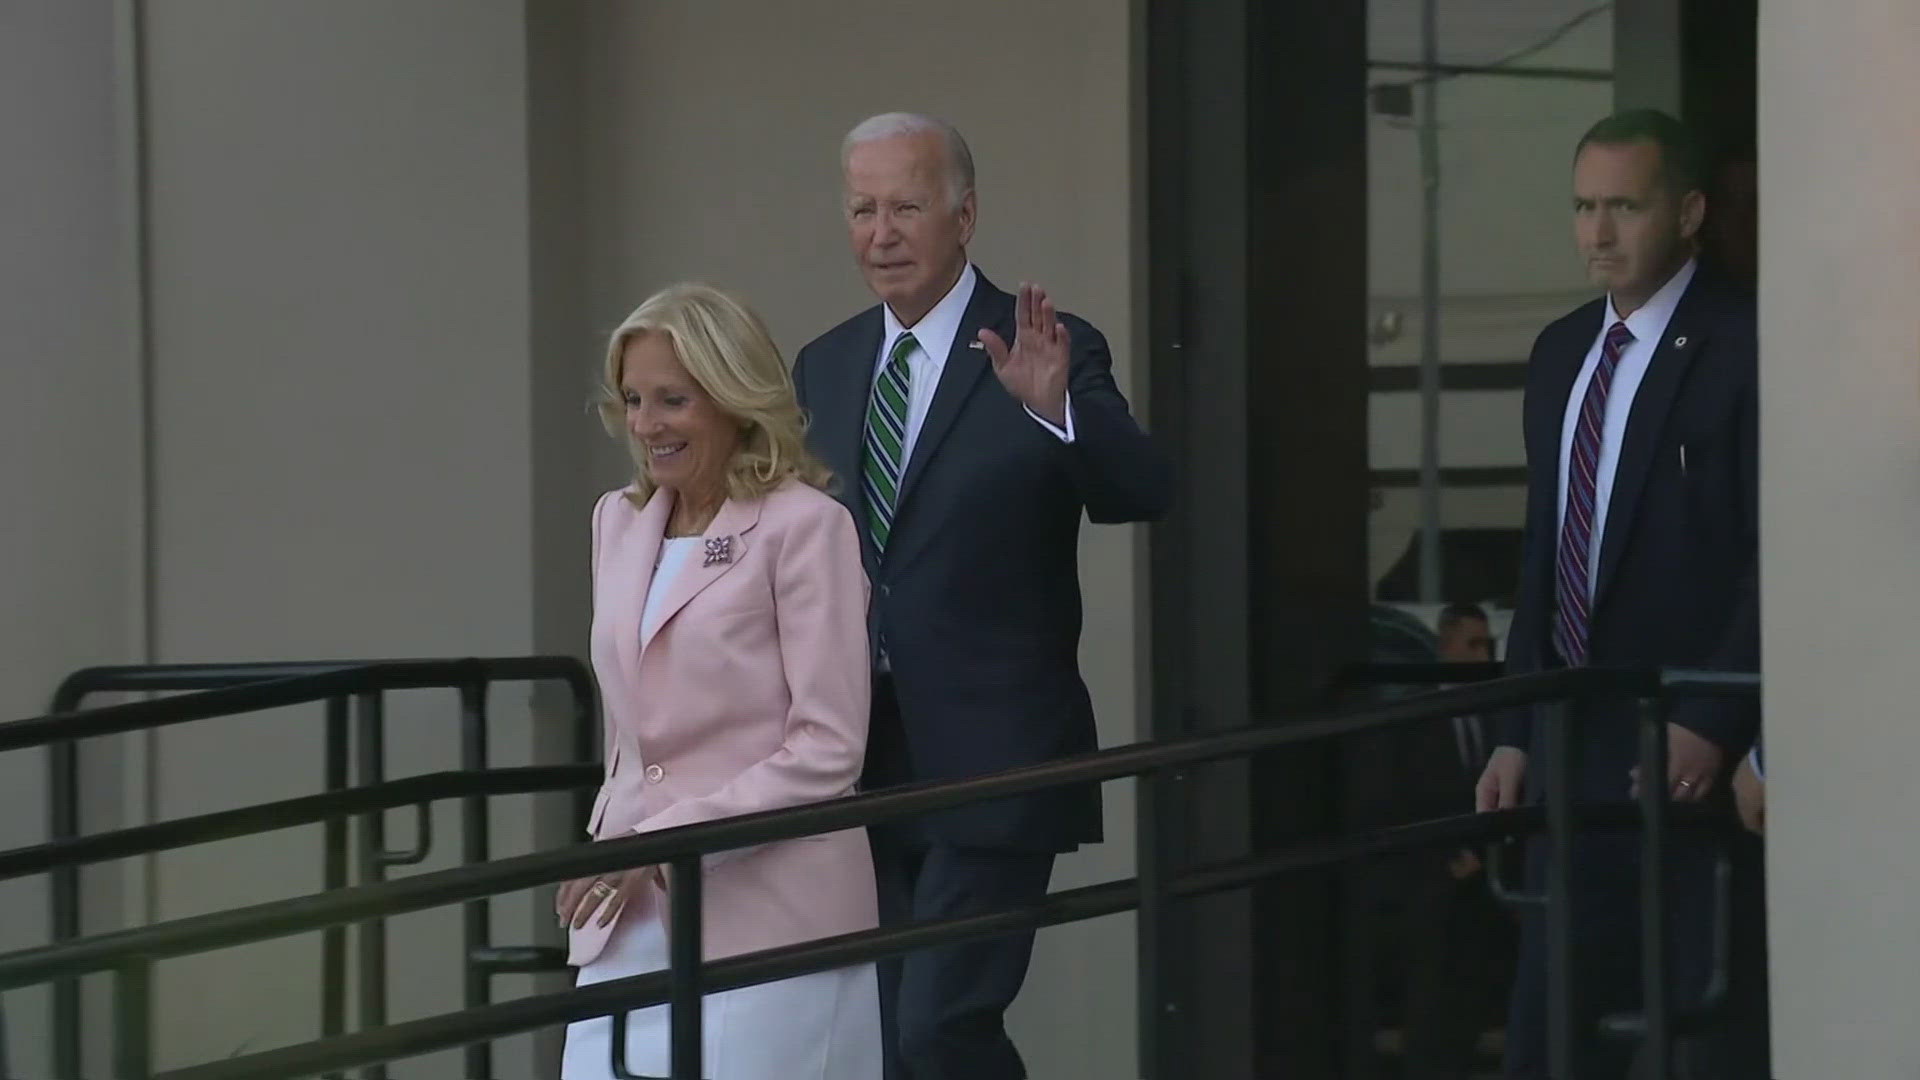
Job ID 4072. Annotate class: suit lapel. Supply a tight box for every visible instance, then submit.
[1592,279,1713,604]
[813,311,884,572]
[1528,305,1596,545]
[891,277,1010,524]
[639,494,762,656]
[815,312,883,501]
[613,487,672,695]
[1536,313,1595,475]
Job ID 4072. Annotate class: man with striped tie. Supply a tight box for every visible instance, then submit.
[792,112,1169,1080]
[1474,110,1765,1078]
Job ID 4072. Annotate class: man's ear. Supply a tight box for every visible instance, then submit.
[957,189,978,247]
[1678,187,1708,243]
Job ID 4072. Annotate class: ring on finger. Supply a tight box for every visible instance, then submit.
[588,879,614,898]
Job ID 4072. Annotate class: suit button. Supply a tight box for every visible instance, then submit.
[645,764,665,783]
[880,584,891,598]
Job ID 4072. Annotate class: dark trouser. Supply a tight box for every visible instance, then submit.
[1400,863,1518,1080]
[1502,830,1769,1080]
[870,835,1055,1080]
[863,673,1061,1079]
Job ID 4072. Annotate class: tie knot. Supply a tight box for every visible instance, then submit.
[1605,321,1634,352]
[889,332,918,366]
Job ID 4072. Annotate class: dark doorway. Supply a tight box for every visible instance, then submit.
[1143,1,1370,1076]
[1141,1,1756,1077]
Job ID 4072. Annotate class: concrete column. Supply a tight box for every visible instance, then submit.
[1758,1,1920,1073]
[0,3,139,1077]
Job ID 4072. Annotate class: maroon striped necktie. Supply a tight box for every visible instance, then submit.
[1553,320,1635,666]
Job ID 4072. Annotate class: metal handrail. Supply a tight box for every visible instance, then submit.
[0,666,1756,1079]
[1325,659,1507,690]
[50,660,356,704]
[16,658,592,749]
[158,803,1737,1080]
[30,655,598,1080]
[0,764,597,880]
[0,666,1656,985]
[47,656,598,708]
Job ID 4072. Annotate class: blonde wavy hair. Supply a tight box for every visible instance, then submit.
[597,283,832,505]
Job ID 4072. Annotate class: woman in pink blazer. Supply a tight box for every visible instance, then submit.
[556,283,880,1079]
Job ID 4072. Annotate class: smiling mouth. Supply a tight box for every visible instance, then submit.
[648,443,688,460]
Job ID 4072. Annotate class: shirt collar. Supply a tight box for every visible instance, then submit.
[1607,257,1697,344]
[882,262,977,367]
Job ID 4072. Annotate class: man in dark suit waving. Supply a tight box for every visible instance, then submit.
[793,112,1170,1080]
[1474,110,1766,1078]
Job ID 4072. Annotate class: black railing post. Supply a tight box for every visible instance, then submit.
[1637,696,1671,1076]
[115,957,154,1080]
[48,708,83,1078]
[354,691,390,1080]
[1136,766,1169,1080]
[669,854,704,1080]
[49,736,82,1078]
[322,695,350,1080]
[1541,698,1580,1079]
[459,681,492,1080]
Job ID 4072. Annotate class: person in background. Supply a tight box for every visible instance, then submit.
[1436,602,1498,801]
[1396,602,1516,1079]
[791,112,1171,1080]
[556,283,881,1080]
[1473,110,1766,1078]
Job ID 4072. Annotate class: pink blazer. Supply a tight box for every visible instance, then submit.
[567,478,876,968]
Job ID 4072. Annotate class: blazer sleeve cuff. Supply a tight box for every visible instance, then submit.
[1670,699,1759,762]
[1024,389,1075,443]
[1495,708,1533,754]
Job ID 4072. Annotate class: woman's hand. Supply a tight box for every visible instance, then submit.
[555,859,663,931]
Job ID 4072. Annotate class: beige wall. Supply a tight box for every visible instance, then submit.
[0,3,139,1076]
[133,1,578,1073]
[1759,1,1920,1074]
[575,4,1146,1075]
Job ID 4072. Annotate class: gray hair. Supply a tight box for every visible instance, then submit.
[841,112,976,206]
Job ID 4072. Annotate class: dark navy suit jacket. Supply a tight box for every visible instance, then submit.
[793,271,1171,850]
[1499,266,1760,797]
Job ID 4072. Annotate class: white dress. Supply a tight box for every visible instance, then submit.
[559,537,882,1080]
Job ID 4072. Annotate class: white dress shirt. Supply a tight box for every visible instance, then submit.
[874,263,1075,459]
[1555,258,1697,596]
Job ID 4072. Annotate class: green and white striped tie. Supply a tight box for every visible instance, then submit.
[861,332,916,552]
